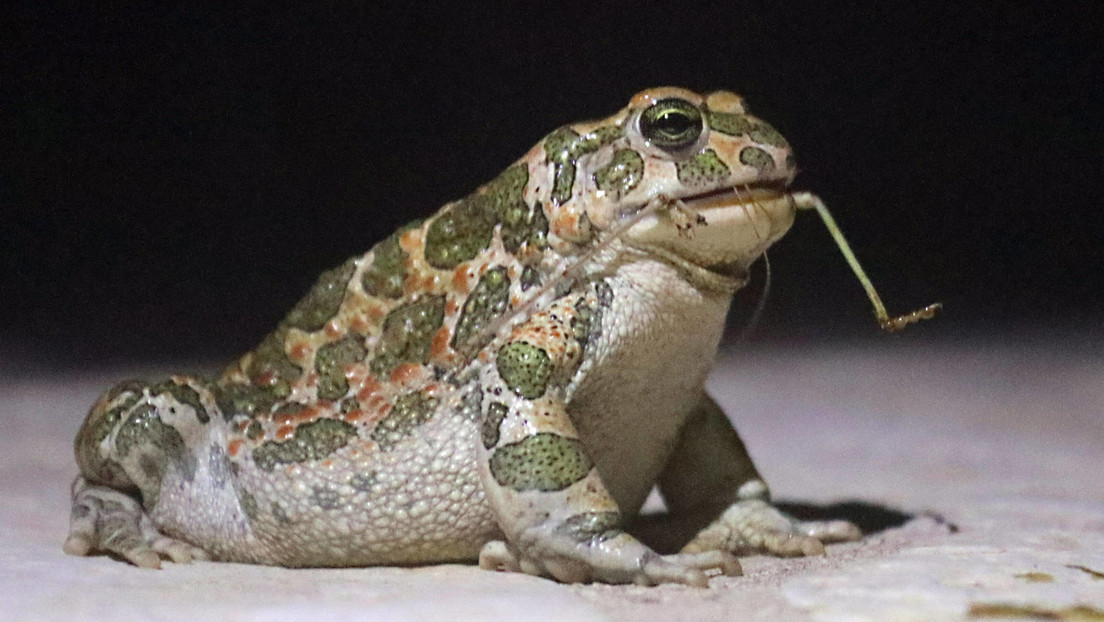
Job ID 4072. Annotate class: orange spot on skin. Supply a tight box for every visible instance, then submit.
[276,425,295,440]
[445,297,462,316]
[389,363,423,385]
[289,343,311,363]
[227,439,243,457]
[364,392,388,410]
[553,213,578,237]
[341,409,365,422]
[431,326,452,359]
[356,377,383,402]
[324,320,342,338]
[400,229,421,251]
[452,266,474,291]
[253,369,281,388]
[297,406,320,422]
[350,316,372,334]
[367,304,386,323]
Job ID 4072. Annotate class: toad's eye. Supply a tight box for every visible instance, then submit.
[639,98,704,151]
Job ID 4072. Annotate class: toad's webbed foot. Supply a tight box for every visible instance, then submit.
[681,498,862,557]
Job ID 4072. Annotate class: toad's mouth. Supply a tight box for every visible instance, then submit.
[622,180,797,284]
[679,179,790,212]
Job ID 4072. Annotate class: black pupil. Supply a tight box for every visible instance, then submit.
[654,109,693,135]
[642,99,702,149]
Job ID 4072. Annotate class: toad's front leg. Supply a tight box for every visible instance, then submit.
[475,292,739,586]
[653,394,862,558]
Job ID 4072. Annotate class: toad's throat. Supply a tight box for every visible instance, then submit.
[619,180,796,287]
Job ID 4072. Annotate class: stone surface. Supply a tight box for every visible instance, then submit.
[2,340,1102,621]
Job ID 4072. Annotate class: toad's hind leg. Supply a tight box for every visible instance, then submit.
[65,476,211,568]
[65,378,216,567]
[636,393,861,557]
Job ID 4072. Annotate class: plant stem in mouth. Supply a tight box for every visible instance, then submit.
[791,191,942,332]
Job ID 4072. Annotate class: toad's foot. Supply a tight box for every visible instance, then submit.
[681,499,862,557]
[479,535,740,587]
[64,476,211,568]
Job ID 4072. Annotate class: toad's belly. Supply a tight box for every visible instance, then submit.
[150,406,500,567]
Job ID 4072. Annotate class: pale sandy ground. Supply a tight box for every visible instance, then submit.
[3,340,1102,621]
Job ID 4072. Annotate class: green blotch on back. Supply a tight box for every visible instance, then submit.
[739,146,776,172]
[593,149,644,199]
[496,342,551,399]
[452,266,511,357]
[492,165,547,254]
[370,295,446,376]
[676,149,731,187]
[425,165,544,268]
[424,197,495,269]
[489,432,594,492]
[315,334,368,400]
[544,125,624,205]
[361,221,421,299]
[244,329,301,399]
[370,390,438,450]
[284,258,357,332]
[251,418,357,472]
[544,128,580,205]
[482,401,508,449]
[213,383,278,422]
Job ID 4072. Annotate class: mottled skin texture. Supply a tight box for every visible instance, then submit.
[66,87,861,586]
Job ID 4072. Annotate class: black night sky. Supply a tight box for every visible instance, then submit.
[5,4,1102,366]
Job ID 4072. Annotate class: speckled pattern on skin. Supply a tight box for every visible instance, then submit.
[65,87,863,586]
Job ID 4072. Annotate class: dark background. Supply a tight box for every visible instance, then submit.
[5,4,1102,367]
